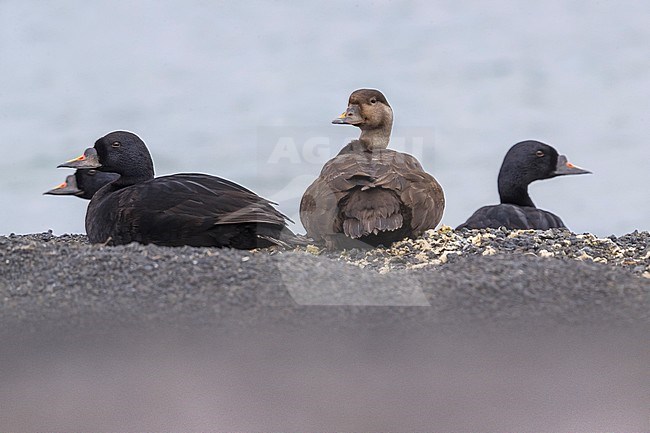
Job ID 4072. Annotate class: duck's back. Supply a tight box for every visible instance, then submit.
[86,173,291,248]
[300,146,444,248]
[456,204,566,230]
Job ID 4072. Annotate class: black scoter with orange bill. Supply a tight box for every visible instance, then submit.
[300,89,445,249]
[44,168,119,200]
[456,140,591,230]
[59,131,302,248]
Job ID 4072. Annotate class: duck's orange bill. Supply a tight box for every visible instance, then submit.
[338,112,347,118]
[566,162,575,168]
[65,154,86,163]
[53,181,67,189]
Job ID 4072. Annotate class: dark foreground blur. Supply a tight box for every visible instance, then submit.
[1,323,648,432]
[1,234,648,430]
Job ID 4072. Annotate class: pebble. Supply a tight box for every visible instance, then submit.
[0,228,648,334]
[301,226,649,277]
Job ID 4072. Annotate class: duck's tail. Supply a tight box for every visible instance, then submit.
[341,187,404,239]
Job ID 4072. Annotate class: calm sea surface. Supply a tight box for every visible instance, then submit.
[1,0,649,236]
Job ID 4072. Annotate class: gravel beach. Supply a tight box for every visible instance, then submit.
[1,228,649,431]
[1,227,649,331]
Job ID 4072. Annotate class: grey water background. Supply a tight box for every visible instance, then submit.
[1,0,649,236]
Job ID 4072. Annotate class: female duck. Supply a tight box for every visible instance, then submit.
[59,131,300,249]
[457,140,590,230]
[300,89,445,249]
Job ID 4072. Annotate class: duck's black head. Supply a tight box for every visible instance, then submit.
[498,140,591,207]
[332,89,393,149]
[44,169,119,199]
[59,131,155,186]
[93,131,154,179]
[44,173,82,197]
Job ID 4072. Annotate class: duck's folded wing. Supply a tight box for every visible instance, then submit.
[300,175,343,239]
[397,170,445,234]
[520,206,566,229]
[458,204,566,230]
[372,152,445,234]
[117,174,289,229]
[300,153,387,238]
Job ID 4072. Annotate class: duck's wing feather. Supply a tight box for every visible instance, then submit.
[391,155,445,235]
[300,150,444,240]
[153,174,289,225]
[105,174,289,236]
[457,204,566,230]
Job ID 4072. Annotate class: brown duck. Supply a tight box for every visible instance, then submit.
[300,89,445,249]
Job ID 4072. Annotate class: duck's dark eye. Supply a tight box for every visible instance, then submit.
[112,141,121,148]
[370,97,377,104]
[87,170,97,176]
[535,150,544,157]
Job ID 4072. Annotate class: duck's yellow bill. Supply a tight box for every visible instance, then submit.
[65,154,86,163]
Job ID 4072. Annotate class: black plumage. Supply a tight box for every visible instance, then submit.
[44,169,119,200]
[58,131,301,248]
[457,140,591,230]
[300,89,445,249]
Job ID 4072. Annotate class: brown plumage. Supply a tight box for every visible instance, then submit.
[300,89,445,249]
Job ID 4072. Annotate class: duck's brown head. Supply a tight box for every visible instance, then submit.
[333,89,393,149]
